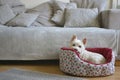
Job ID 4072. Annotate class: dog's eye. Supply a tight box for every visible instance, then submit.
[72,44,75,46]
[79,45,81,48]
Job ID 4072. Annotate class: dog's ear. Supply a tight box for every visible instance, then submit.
[71,35,77,42]
[82,38,87,45]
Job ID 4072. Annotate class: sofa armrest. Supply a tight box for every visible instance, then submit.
[102,9,120,30]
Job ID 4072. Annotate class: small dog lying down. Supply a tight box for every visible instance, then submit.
[70,35,106,64]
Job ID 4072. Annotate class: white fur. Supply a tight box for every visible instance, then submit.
[70,35,106,64]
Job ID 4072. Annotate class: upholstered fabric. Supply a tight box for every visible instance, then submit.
[116,30,120,60]
[0,0,26,15]
[31,21,44,27]
[0,24,7,27]
[6,13,39,27]
[101,10,109,28]
[12,6,26,15]
[27,2,57,27]
[101,14,120,60]
[51,10,65,26]
[51,0,67,11]
[0,27,117,60]
[0,0,24,7]
[51,1,77,26]
[70,0,107,12]
[0,5,15,24]
[64,8,100,27]
[0,0,119,61]
[102,9,120,30]
[33,17,57,27]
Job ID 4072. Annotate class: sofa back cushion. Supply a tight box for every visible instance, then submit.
[102,9,120,30]
[70,0,107,12]
[64,8,100,27]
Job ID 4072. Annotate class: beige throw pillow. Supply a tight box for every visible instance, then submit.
[27,2,57,27]
[6,13,39,27]
[64,8,100,27]
[51,1,77,26]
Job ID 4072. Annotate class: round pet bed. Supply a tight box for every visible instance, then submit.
[59,47,115,77]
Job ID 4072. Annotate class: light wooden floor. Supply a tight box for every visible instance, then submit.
[0,60,120,80]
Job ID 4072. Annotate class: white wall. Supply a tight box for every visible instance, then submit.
[107,0,112,9]
[20,0,70,9]
[111,0,117,8]
[117,0,120,8]
[118,0,120,5]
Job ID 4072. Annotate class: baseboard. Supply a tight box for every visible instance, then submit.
[0,60,59,65]
[0,60,120,66]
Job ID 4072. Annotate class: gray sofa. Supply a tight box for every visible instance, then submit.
[0,0,120,60]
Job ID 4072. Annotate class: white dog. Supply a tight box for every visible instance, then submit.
[70,35,106,64]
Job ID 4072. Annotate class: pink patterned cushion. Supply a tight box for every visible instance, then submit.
[59,47,115,76]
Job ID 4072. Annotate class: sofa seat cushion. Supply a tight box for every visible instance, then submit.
[0,27,117,60]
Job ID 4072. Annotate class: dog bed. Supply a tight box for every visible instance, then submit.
[59,47,115,77]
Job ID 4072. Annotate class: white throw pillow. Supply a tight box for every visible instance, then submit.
[51,0,77,26]
[0,0,26,15]
[0,0,24,7]
[0,5,16,24]
[64,8,100,27]
[6,13,39,27]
